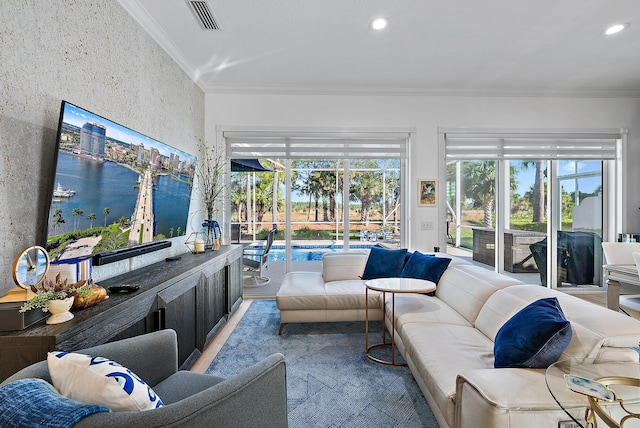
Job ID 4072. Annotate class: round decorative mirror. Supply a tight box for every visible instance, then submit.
[12,246,50,289]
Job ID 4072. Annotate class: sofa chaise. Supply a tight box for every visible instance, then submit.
[276,251,382,334]
[276,249,640,428]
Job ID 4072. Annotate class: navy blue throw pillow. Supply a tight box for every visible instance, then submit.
[361,247,408,280]
[494,297,572,368]
[400,251,451,284]
[404,251,413,266]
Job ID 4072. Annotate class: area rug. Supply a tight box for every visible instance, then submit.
[206,300,439,427]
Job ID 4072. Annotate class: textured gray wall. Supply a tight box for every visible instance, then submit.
[0,0,204,294]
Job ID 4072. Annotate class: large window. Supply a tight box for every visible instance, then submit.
[442,129,623,288]
[230,159,400,241]
[222,127,411,270]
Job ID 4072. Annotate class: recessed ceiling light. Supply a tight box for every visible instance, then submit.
[603,22,629,36]
[370,17,388,31]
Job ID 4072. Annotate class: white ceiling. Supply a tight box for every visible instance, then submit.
[119,0,640,96]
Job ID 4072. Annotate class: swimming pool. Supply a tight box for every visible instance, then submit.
[244,244,373,261]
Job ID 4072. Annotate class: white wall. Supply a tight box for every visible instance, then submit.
[0,0,205,294]
[205,93,640,252]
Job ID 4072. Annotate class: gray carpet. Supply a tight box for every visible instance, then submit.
[206,300,438,427]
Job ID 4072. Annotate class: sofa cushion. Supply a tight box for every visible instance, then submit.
[277,272,381,312]
[276,272,327,310]
[361,247,408,280]
[400,322,495,427]
[400,251,451,284]
[384,294,472,336]
[475,285,551,342]
[324,280,381,310]
[477,284,640,361]
[48,351,164,411]
[322,251,369,282]
[436,265,523,325]
[493,297,572,368]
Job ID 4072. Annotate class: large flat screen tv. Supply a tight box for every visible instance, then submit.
[47,101,196,265]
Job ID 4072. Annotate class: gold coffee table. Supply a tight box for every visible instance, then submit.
[546,358,640,427]
[365,278,436,366]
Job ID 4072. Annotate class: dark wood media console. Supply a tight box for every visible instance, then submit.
[0,245,243,382]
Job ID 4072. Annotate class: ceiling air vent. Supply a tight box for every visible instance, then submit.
[188,1,220,30]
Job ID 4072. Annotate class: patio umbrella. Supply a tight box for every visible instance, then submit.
[230,159,272,172]
[230,159,275,240]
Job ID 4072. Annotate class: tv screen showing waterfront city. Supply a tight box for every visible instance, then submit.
[47,101,196,262]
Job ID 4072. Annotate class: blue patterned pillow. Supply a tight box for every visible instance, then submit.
[48,351,164,411]
[361,247,408,280]
[494,297,572,368]
[0,378,109,427]
[400,251,451,284]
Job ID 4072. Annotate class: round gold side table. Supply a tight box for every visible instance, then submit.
[365,278,436,366]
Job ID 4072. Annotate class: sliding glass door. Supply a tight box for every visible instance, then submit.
[504,160,548,284]
[443,129,620,289]
[555,160,603,287]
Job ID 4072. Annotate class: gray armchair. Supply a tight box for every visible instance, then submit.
[1,329,288,428]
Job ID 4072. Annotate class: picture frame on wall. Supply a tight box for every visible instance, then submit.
[418,179,437,206]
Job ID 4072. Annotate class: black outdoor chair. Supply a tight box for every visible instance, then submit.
[529,231,600,286]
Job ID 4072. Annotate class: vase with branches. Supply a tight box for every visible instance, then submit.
[196,141,227,249]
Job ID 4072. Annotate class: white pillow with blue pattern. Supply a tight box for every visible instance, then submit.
[48,351,164,412]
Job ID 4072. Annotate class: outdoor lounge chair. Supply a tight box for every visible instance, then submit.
[243,228,276,286]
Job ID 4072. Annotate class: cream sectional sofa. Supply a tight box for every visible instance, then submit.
[276,250,640,428]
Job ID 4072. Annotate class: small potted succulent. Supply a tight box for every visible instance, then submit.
[19,274,94,323]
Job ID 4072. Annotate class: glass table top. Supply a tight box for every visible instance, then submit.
[546,358,640,427]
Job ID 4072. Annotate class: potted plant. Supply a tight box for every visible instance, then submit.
[196,141,227,249]
[19,274,94,324]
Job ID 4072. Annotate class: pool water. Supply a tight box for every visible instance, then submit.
[244,244,373,261]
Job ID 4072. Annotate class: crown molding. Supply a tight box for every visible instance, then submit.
[201,82,640,98]
[117,0,203,91]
